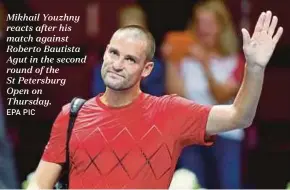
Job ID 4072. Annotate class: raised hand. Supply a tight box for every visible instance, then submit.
[241,11,283,67]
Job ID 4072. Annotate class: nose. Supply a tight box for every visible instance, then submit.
[112,59,124,71]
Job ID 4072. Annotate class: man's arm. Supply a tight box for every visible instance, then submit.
[27,105,69,189]
[27,160,62,189]
[206,11,283,135]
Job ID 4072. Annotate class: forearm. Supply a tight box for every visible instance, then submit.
[232,63,265,127]
[27,180,41,190]
[27,176,55,190]
[27,160,62,189]
[206,11,283,135]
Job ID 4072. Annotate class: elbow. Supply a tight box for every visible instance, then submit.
[231,107,254,130]
[234,115,254,129]
[238,120,253,129]
[244,117,254,128]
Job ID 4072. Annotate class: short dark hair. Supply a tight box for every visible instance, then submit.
[114,25,156,61]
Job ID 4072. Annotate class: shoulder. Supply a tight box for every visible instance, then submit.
[144,93,176,102]
[143,93,191,107]
[82,96,99,108]
[145,94,211,119]
[59,96,99,116]
[60,103,70,115]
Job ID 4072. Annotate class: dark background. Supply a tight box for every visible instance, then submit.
[1,0,290,188]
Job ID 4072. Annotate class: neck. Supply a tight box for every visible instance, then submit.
[100,87,142,108]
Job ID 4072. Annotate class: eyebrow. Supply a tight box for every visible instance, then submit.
[125,54,138,61]
[109,47,139,61]
[108,47,119,53]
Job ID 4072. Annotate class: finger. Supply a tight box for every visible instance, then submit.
[273,27,283,44]
[262,11,272,32]
[254,12,266,34]
[268,16,278,37]
[241,28,251,45]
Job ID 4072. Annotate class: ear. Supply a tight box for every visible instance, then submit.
[141,61,154,78]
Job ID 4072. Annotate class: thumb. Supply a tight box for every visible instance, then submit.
[241,28,251,45]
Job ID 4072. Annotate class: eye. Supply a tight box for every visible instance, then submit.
[109,49,118,56]
[125,57,136,63]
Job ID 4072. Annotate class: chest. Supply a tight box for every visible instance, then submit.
[68,114,174,177]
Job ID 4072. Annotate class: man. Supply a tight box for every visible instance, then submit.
[28,11,283,189]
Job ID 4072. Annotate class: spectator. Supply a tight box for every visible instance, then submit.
[164,0,245,188]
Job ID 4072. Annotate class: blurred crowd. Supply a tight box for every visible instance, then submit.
[0,0,290,189]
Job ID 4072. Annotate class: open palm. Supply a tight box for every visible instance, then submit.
[242,11,283,67]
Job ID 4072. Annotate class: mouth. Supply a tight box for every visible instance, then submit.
[107,71,124,78]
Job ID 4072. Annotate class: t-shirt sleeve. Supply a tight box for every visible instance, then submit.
[165,95,215,147]
[41,104,70,164]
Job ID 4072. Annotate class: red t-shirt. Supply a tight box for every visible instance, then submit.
[42,93,213,189]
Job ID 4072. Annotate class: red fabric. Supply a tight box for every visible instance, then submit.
[42,93,213,189]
